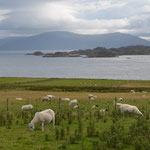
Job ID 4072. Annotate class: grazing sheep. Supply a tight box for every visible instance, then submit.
[142,91,147,94]
[28,109,55,131]
[88,94,97,100]
[88,94,94,99]
[42,96,51,101]
[90,97,95,100]
[118,98,124,102]
[99,108,108,113]
[73,105,79,109]
[88,94,93,98]
[92,105,99,109]
[61,98,70,101]
[21,104,33,111]
[116,103,143,116]
[47,95,55,100]
[130,90,135,94]
[69,99,78,106]
[16,97,23,100]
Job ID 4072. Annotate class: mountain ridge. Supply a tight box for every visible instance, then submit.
[0,31,150,50]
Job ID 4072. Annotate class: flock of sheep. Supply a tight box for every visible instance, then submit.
[19,90,144,131]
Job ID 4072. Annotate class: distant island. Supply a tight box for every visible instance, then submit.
[27,45,150,58]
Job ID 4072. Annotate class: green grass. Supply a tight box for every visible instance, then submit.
[1,77,150,92]
[0,77,129,86]
[0,78,150,149]
[0,77,46,84]
[0,90,150,150]
[19,78,129,87]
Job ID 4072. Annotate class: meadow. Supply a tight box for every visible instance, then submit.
[1,77,150,92]
[0,78,150,150]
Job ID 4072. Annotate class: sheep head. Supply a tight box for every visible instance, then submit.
[28,123,34,131]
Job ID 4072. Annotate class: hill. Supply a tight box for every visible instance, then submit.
[0,31,150,50]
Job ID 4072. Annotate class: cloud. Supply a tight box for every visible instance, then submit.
[74,0,127,12]
[0,0,150,37]
[140,36,150,41]
[0,9,11,22]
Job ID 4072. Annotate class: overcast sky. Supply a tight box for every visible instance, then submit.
[0,0,150,39]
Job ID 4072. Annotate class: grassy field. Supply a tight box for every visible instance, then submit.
[0,78,150,150]
[1,77,150,92]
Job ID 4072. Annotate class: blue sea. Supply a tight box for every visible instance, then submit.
[0,50,150,80]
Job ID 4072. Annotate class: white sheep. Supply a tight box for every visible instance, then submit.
[92,105,99,109]
[28,109,55,131]
[116,103,143,116]
[61,98,70,101]
[90,97,95,100]
[21,104,33,111]
[88,94,93,98]
[99,108,108,113]
[16,97,23,100]
[47,95,55,100]
[73,105,79,109]
[130,90,135,94]
[118,98,124,102]
[42,96,51,101]
[88,94,97,100]
[142,91,147,94]
[69,99,78,106]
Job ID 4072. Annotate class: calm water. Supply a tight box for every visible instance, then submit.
[0,51,150,80]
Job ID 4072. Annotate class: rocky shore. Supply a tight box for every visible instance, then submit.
[27,45,150,58]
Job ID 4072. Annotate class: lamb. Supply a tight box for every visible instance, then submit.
[142,91,147,94]
[21,104,33,111]
[88,94,93,98]
[47,95,55,100]
[42,96,51,101]
[130,90,135,94]
[69,99,78,106]
[116,103,143,116]
[99,108,108,113]
[61,98,70,101]
[88,94,97,100]
[73,105,79,109]
[92,105,99,109]
[28,109,55,131]
[90,97,95,100]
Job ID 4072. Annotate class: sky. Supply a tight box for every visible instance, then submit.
[0,0,150,39]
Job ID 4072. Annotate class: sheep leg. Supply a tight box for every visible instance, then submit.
[42,122,44,131]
